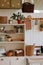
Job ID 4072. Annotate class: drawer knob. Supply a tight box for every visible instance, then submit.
[16,58,19,60]
[0,59,4,61]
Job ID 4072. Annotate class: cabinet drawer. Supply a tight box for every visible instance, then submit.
[11,0,22,9]
[0,0,10,8]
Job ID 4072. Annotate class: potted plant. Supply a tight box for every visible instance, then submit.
[10,12,25,24]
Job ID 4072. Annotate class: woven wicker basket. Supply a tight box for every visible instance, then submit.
[0,16,7,24]
[26,45,35,56]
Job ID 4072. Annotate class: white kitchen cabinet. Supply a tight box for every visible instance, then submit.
[0,57,26,65]
[11,57,26,65]
[27,56,43,65]
[0,24,25,65]
[41,63,43,65]
[0,24,25,54]
[29,63,41,65]
[0,57,10,65]
[28,60,43,65]
[29,60,41,65]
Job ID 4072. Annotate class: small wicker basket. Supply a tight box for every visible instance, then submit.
[0,16,7,24]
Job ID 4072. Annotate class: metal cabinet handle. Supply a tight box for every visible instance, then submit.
[16,58,19,60]
[0,59,4,61]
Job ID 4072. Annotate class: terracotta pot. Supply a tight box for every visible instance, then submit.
[18,20,22,24]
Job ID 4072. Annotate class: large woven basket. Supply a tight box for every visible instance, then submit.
[26,45,35,56]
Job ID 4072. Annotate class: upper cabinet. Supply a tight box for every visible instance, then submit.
[0,0,22,9]
[11,0,22,9]
[0,0,10,8]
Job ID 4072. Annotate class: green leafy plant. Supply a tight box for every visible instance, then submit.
[10,12,25,20]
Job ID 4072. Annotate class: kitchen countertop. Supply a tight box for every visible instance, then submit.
[26,56,43,64]
[26,55,43,59]
[0,55,43,58]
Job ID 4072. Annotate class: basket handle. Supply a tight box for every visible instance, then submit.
[23,0,34,4]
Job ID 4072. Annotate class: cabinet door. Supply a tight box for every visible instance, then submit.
[30,63,41,65]
[11,57,17,65]
[11,57,26,65]
[11,0,22,9]
[0,0,10,8]
[29,59,42,65]
[0,57,10,65]
[41,63,43,65]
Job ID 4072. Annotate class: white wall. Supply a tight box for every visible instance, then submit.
[0,9,43,46]
[25,30,43,46]
[25,20,43,46]
[0,9,22,19]
[0,9,43,18]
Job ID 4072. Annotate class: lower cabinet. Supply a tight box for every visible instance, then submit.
[0,57,25,65]
[30,63,43,65]
[29,63,41,65]
[28,58,43,65]
[11,57,26,65]
[0,57,10,65]
[42,63,43,65]
[0,57,43,65]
